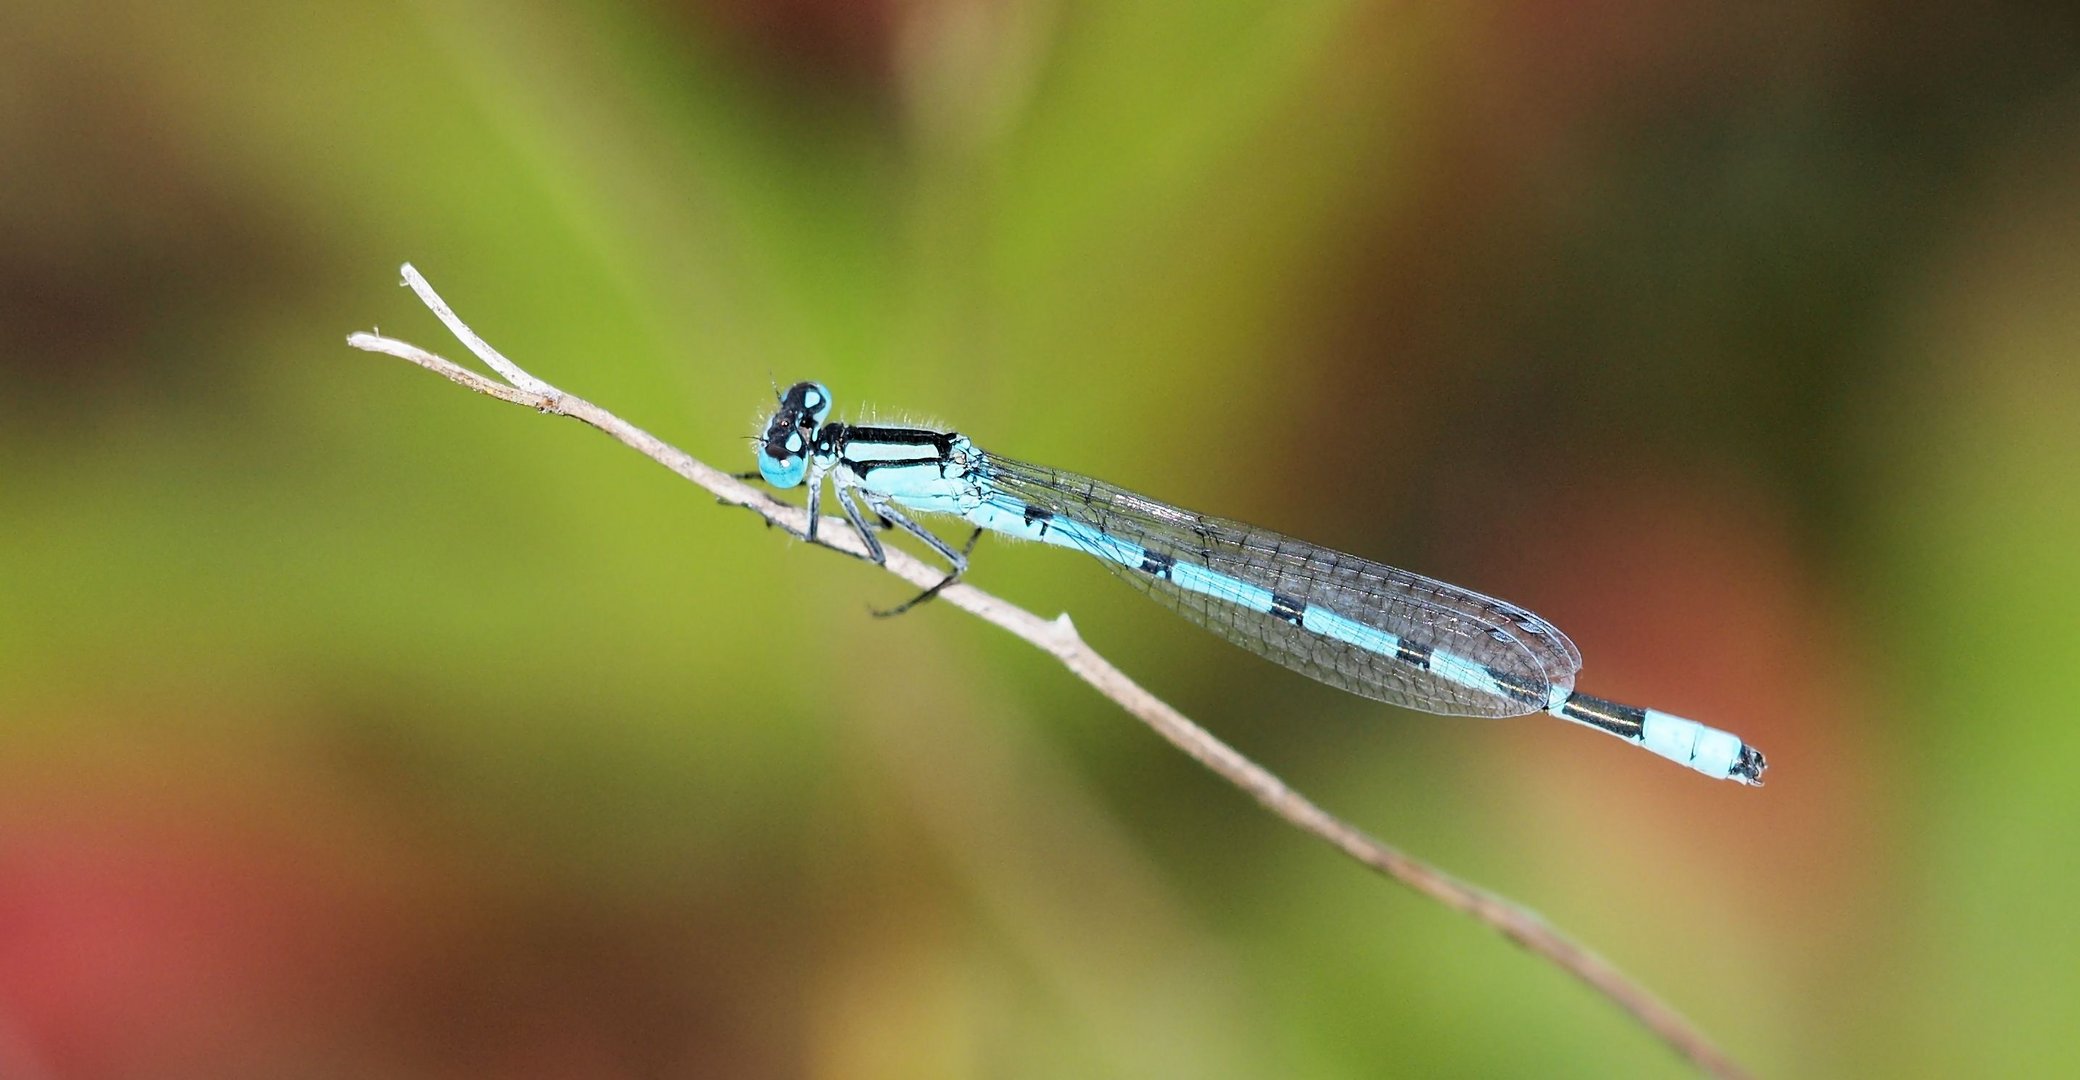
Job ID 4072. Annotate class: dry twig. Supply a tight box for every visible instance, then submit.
[348,264,1746,1079]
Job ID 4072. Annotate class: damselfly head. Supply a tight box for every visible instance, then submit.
[755,381,832,488]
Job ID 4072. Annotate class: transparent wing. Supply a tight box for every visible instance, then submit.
[977,454,1581,718]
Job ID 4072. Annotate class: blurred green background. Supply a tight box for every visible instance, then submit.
[4,1,2078,1076]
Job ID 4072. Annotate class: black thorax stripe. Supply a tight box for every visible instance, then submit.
[832,424,960,476]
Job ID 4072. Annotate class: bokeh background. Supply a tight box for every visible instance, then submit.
[4,2,2078,1076]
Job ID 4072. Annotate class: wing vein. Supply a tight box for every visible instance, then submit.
[975,454,1581,718]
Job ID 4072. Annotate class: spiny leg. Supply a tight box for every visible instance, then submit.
[834,484,887,566]
[725,473,884,565]
[735,472,895,534]
[868,498,983,618]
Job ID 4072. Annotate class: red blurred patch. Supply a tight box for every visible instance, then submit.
[0,753,456,1078]
[0,737,802,1079]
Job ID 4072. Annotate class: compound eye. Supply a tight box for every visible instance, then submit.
[758,449,809,488]
[799,382,832,425]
